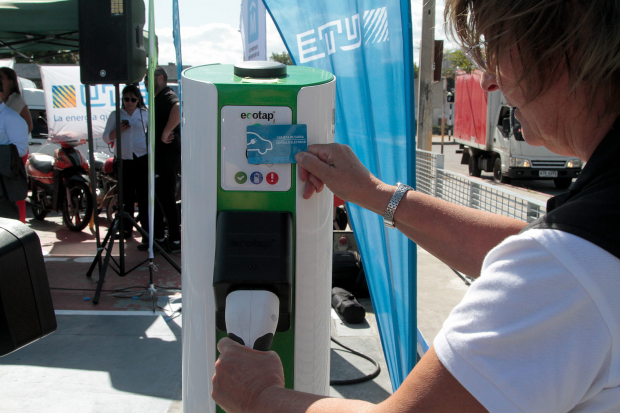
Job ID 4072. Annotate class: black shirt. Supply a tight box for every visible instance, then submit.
[521,118,620,260]
[154,86,181,167]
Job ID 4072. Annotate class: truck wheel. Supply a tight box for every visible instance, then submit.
[469,154,481,177]
[554,178,572,189]
[491,158,512,184]
[492,158,502,182]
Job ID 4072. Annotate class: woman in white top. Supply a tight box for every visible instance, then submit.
[102,84,148,239]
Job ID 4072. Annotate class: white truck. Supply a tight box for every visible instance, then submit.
[454,73,582,189]
[19,77,51,154]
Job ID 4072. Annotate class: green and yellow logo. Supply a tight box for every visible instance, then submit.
[52,85,77,108]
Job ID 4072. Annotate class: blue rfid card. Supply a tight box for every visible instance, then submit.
[246,124,308,164]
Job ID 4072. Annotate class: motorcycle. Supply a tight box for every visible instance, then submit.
[92,151,118,222]
[26,135,94,232]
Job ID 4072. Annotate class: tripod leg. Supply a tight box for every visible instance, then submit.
[86,213,118,278]
[93,225,118,304]
[113,84,126,278]
[125,213,182,273]
[149,261,155,313]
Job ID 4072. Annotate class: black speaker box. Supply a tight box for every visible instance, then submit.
[0,219,56,357]
[78,0,147,85]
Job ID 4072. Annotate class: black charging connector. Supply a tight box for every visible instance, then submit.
[213,211,293,333]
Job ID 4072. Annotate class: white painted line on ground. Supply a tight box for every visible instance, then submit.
[55,310,167,316]
[43,256,105,263]
[73,257,97,263]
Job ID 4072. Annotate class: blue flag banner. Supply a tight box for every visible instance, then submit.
[172,0,183,104]
[264,0,417,390]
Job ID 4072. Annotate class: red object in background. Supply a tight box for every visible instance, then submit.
[17,153,28,223]
[334,195,345,207]
[26,157,54,185]
[53,147,88,171]
[103,157,114,174]
[454,72,488,146]
[266,172,279,185]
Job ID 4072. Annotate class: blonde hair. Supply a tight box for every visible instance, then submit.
[444,0,620,115]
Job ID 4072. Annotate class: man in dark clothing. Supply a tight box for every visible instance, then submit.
[139,66,181,252]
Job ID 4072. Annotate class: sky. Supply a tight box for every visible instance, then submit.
[150,0,453,67]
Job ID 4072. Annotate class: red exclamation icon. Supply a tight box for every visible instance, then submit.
[266,172,279,185]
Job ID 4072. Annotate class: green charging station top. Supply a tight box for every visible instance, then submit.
[183,62,334,87]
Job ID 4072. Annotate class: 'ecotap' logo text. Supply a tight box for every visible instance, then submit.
[241,111,275,123]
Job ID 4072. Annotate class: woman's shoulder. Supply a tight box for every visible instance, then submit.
[6,93,26,112]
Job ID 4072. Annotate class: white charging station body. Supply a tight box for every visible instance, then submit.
[181,64,335,412]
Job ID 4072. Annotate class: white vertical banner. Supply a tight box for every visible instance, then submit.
[0,58,14,69]
[240,0,267,61]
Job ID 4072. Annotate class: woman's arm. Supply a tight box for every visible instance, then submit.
[213,339,488,413]
[295,144,525,277]
[102,112,116,144]
[102,113,130,143]
[161,103,180,144]
[19,105,33,134]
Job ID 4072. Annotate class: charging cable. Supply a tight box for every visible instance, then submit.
[329,336,381,385]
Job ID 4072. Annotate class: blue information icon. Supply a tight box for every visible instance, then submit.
[250,171,263,184]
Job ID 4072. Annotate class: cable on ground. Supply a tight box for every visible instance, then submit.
[330,336,381,385]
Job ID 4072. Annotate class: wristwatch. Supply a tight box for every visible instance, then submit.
[383,183,413,229]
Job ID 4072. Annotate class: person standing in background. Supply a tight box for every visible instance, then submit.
[0,87,28,219]
[139,66,181,253]
[1,67,33,223]
[102,84,149,239]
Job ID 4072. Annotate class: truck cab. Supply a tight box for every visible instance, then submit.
[454,74,582,189]
[19,78,49,153]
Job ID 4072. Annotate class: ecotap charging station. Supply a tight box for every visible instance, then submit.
[181,62,336,412]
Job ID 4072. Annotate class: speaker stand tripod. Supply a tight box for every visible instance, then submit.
[84,84,181,310]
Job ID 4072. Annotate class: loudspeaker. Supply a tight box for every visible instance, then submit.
[0,219,56,357]
[78,0,147,85]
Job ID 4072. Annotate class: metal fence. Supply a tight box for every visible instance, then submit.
[416,150,546,223]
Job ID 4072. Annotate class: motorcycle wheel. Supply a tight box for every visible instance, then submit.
[31,189,47,220]
[62,181,94,232]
